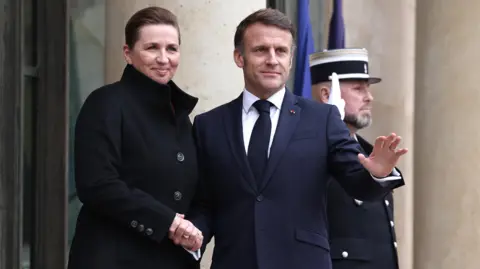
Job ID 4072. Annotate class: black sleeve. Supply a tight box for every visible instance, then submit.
[186,115,214,253]
[74,88,176,244]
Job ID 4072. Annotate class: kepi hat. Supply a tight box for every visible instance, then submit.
[309,48,381,85]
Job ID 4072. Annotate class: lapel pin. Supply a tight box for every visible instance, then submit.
[289,109,296,115]
[354,199,363,206]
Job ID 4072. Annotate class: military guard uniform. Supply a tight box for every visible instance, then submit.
[309,48,405,269]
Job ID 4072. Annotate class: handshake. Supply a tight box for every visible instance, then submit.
[168,213,203,252]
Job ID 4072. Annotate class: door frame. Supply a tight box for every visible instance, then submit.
[0,0,70,268]
[32,0,69,268]
[0,0,23,267]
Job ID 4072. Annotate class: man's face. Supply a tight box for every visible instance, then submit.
[340,80,374,129]
[234,23,293,98]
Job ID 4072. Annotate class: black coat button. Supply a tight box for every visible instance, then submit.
[137,224,145,232]
[145,228,153,236]
[256,195,264,202]
[174,191,183,201]
[177,152,185,162]
[130,220,138,228]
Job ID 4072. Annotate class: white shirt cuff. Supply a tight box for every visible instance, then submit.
[184,248,201,261]
[370,168,401,182]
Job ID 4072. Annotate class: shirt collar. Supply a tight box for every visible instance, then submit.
[242,87,286,113]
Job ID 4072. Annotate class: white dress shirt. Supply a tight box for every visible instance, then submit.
[242,88,285,156]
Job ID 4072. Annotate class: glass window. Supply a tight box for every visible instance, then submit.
[23,0,37,67]
[68,0,106,247]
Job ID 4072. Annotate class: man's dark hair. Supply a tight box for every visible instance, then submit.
[125,6,181,48]
[234,8,296,51]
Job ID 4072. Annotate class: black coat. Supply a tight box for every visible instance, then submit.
[68,65,200,269]
[327,135,405,269]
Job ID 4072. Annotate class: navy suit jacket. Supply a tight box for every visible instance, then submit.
[189,90,402,269]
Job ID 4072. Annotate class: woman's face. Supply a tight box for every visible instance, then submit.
[123,24,180,84]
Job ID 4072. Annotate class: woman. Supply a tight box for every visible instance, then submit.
[68,6,202,269]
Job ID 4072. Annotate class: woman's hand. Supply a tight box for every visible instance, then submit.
[169,213,203,251]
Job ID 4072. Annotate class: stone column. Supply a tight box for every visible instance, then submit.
[329,1,417,268]
[414,1,480,268]
[104,1,265,267]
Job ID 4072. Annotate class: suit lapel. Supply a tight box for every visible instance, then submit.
[356,135,373,155]
[223,94,258,192]
[259,90,301,192]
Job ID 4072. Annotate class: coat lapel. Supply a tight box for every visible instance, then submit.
[223,94,258,192]
[351,135,370,205]
[259,90,301,192]
[356,135,373,155]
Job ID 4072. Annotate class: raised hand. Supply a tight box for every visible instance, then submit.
[328,72,345,120]
[168,213,203,251]
[358,133,408,178]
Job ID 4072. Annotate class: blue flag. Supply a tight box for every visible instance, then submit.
[293,0,315,98]
[328,0,345,49]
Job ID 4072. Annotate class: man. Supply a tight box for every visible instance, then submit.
[176,9,407,269]
[310,48,404,269]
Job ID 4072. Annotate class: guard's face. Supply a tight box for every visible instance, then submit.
[123,24,180,84]
[234,23,293,98]
[340,80,373,129]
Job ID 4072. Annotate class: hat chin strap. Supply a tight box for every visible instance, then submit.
[329,73,370,80]
[327,72,345,120]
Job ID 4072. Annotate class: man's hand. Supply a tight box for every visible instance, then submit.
[168,213,203,251]
[358,133,408,177]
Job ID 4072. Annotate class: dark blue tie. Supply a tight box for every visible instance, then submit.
[248,100,272,186]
